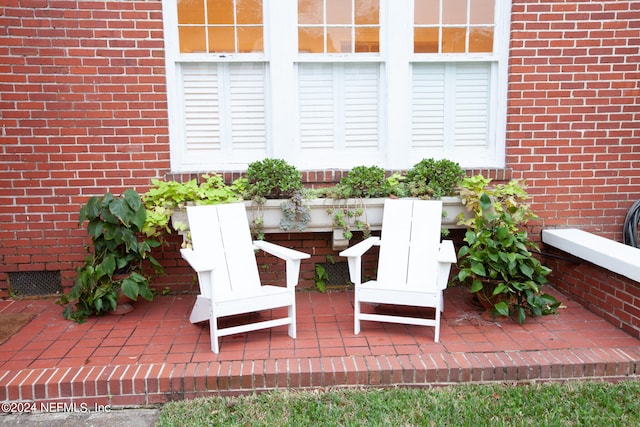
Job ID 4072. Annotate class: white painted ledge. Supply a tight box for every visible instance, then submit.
[542,228,640,283]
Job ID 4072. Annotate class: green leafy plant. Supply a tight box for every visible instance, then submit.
[455,174,560,323]
[314,264,329,293]
[142,174,240,238]
[244,159,311,238]
[245,158,304,199]
[60,190,163,323]
[333,165,392,198]
[405,158,465,199]
[325,165,399,241]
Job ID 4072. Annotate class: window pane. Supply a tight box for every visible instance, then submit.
[298,0,323,25]
[207,0,234,25]
[208,26,236,52]
[237,0,262,24]
[327,0,351,25]
[469,27,493,52]
[355,27,379,52]
[414,27,439,53]
[327,27,351,53]
[178,0,205,25]
[355,0,379,25]
[442,0,467,25]
[237,26,263,52]
[414,0,439,25]
[299,27,324,53]
[442,27,466,53]
[179,27,207,53]
[470,0,494,25]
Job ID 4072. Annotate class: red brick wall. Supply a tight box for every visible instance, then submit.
[0,1,170,295]
[507,1,640,240]
[543,246,640,339]
[0,1,639,297]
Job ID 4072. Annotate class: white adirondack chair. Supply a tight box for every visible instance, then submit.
[339,199,457,342]
[180,203,310,353]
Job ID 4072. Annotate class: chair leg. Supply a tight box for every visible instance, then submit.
[434,305,441,343]
[354,296,361,335]
[210,317,220,354]
[288,303,296,339]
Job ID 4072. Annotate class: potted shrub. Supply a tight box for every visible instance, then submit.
[242,158,310,239]
[405,157,465,199]
[455,174,561,323]
[322,165,403,242]
[60,190,164,323]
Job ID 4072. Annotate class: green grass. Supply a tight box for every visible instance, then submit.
[158,380,640,426]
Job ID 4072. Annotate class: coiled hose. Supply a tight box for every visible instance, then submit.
[623,199,640,248]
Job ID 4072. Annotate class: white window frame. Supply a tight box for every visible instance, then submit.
[162,0,511,172]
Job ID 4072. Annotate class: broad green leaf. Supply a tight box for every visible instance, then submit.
[470,262,486,277]
[470,279,483,293]
[479,193,492,211]
[495,301,509,316]
[109,198,131,227]
[121,277,140,300]
[492,282,507,296]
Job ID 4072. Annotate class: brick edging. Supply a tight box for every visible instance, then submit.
[1,347,639,408]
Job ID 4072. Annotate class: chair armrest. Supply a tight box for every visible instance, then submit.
[253,240,310,261]
[339,237,380,286]
[339,236,380,258]
[437,240,457,264]
[180,248,216,273]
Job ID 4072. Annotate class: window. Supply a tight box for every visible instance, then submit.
[162,0,510,171]
[409,0,503,165]
[295,0,383,168]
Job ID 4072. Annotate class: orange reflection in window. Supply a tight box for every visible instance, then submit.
[414,27,439,53]
[237,0,263,25]
[327,0,351,25]
[298,27,324,53]
[441,27,466,53]
[470,0,494,25]
[179,27,207,53]
[207,0,234,25]
[469,27,493,52]
[355,0,379,25]
[298,0,323,25]
[208,26,236,52]
[355,27,379,52]
[238,26,264,52]
[442,0,467,25]
[178,0,205,25]
[414,0,439,25]
[327,27,351,53]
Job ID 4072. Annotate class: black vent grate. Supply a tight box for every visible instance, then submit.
[9,271,62,296]
[320,262,351,286]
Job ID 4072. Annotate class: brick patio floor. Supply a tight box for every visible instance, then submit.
[1,286,639,408]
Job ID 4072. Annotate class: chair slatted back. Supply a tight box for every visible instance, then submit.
[186,203,262,300]
[376,199,443,291]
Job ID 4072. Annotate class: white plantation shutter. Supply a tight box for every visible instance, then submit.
[412,62,491,151]
[454,63,490,148]
[298,63,381,152]
[183,64,221,151]
[344,64,380,148]
[411,65,446,147]
[180,62,267,166]
[298,63,335,149]
[229,64,268,151]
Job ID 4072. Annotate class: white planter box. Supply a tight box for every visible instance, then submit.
[172,197,469,248]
